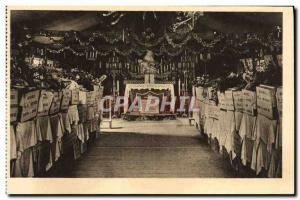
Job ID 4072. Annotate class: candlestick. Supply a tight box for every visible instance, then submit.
[178,79,181,96]
[117,80,119,95]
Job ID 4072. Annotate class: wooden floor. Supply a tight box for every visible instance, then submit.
[61,119,237,177]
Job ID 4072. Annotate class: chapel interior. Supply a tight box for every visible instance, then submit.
[10,10,282,178]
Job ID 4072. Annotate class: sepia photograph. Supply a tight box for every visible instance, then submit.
[6,6,294,195]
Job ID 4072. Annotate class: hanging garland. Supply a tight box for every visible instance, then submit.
[165,33,192,49]
[46,46,85,56]
[130,30,165,48]
[35,27,282,59]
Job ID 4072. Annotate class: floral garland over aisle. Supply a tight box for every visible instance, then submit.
[17,15,282,60]
[40,29,281,58]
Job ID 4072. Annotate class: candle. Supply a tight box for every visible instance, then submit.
[178,79,181,95]
[207,53,211,60]
[117,80,119,94]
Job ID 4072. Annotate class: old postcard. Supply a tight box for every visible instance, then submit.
[6,6,294,195]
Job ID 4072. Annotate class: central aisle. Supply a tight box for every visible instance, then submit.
[67,119,237,177]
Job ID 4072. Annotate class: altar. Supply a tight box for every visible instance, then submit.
[124,83,175,113]
[123,50,175,118]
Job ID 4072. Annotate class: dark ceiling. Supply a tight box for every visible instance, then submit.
[10,10,282,35]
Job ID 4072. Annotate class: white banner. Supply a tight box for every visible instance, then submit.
[242,89,256,116]
[37,90,54,116]
[86,91,95,105]
[256,86,276,119]
[225,90,235,111]
[233,90,243,112]
[217,91,226,110]
[49,91,62,114]
[208,103,219,119]
[20,90,40,122]
[71,89,80,105]
[61,89,71,110]
[10,89,19,122]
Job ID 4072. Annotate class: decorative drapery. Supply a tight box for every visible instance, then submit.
[124,83,175,113]
[32,27,282,58]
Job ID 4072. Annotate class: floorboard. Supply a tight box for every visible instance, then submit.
[58,119,237,178]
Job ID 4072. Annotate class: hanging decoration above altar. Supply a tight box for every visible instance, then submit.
[34,28,282,59]
[13,10,282,63]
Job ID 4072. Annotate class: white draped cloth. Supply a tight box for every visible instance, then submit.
[124,83,175,113]
[223,111,236,154]
[251,114,277,175]
[10,125,17,160]
[67,105,80,125]
[50,114,64,162]
[217,110,227,148]
[36,115,53,143]
[239,113,257,166]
